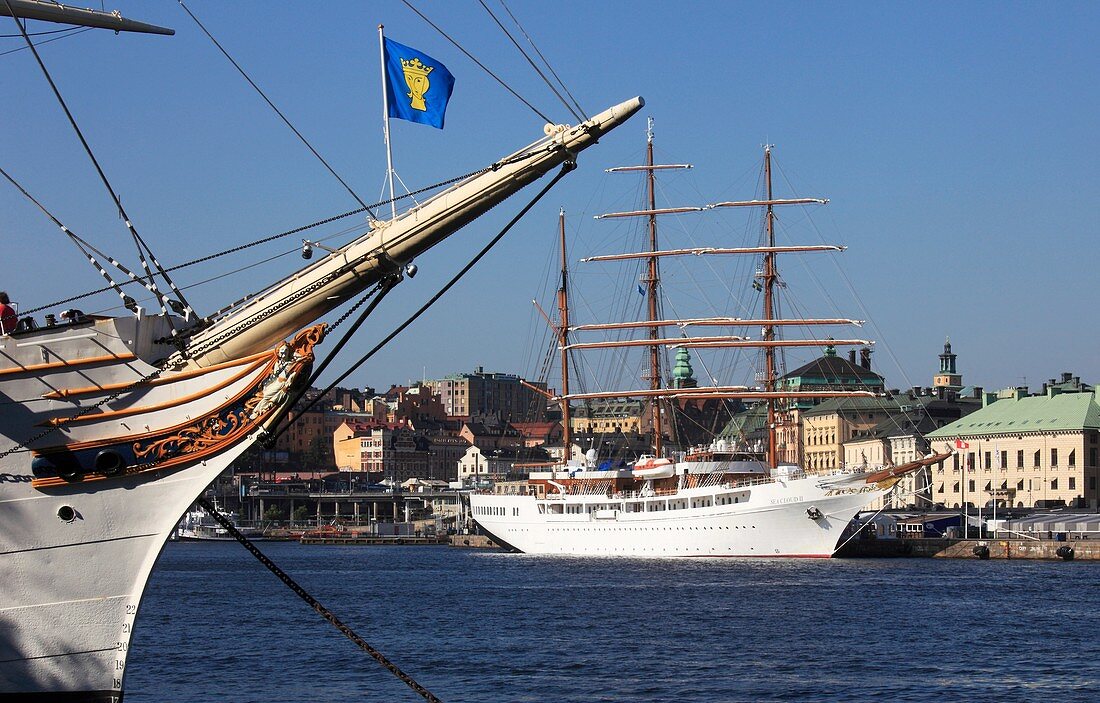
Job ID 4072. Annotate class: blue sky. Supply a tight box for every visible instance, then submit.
[2,1,1097,395]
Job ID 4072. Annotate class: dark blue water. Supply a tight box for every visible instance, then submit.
[127,542,1100,702]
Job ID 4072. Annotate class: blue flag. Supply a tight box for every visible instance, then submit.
[383,37,455,129]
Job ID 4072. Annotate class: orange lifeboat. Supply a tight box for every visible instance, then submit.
[632,455,675,480]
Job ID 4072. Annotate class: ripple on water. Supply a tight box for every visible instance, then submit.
[126,543,1100,702]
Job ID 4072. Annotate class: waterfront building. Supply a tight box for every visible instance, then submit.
[391,384,447,425]
[927,375,1100,510]
[428,367,548,422]
[774,345,885,465]
[569,399,646,435]
[332,423,467,483]
[802,396,906,473]
[457,444,550,484]
[511,421,564,448]
[459,418,523,450]
[842,391,982,508]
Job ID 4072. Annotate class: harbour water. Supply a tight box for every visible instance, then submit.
[128,542,1099,702]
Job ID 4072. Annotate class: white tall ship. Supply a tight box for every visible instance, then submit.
[470,125,947,557]
[0,3,642,699]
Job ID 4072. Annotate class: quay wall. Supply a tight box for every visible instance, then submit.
[837,537,1100,560]
[449,534,501,549]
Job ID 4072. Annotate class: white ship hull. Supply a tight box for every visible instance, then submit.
[1,457,239,701]
[0,317,318,701]
[470,474,884,558]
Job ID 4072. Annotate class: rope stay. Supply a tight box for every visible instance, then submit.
[477,0,582,123]
[196,497,444,703]
[264,160,576,445]
[400,0,553,124]
[176,0,376,219]
[15,147,545,317]
[5,4,194,325]
[496,0,587,121]
[0,25,92,57]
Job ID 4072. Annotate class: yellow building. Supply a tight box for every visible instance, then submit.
[928,379,1100,509]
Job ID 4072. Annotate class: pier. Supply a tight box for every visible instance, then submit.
[837,537,1099,560]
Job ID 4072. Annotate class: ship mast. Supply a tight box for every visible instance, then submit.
[763,146,779,467]
[557,208,572,464]
[644,118,664,456]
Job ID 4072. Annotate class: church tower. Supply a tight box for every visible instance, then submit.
[671,347,698,389]
[933,337,963,391]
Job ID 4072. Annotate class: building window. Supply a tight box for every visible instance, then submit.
[967,453,975,471]
[1016,480,1024,490]
[1051,478,1058,490]
[1091,448,1098,467]
[952,482,959,493]
[984,452,991,470]
[1069,477,1076,490]
[1000,451,1008,470]
[1033,450,1040,468]
[1017,450,1024,468]
[968,479,975,492]
[1051,448,1058,467]
[1068,449,1075,467]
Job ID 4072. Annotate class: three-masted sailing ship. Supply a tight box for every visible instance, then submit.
[0,2,642,700]
[469,122,948,557]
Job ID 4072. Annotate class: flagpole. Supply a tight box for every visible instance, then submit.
[379,24,397,221]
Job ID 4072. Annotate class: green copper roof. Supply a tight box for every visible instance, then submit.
[928,389,1100,437]
[672,347,694,382]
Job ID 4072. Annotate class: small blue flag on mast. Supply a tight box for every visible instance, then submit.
[382,37,455,129]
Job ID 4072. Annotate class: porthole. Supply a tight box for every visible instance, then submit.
[57,505,76,523]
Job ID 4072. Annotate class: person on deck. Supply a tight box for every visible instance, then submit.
[0,291,17,335]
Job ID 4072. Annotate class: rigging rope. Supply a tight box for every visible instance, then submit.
[264,160,576,444]
[0,26,91,56]
[176,0,376,219]
[477,0,581,123]
[262,276,402,444]
[399,0,553,124]
[0,24,79,37]
[17,149,542,316]
[497,0,587,120]
[196,497,443,703]
[5,3,194,325]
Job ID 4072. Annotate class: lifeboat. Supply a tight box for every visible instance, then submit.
[632,455,675,480]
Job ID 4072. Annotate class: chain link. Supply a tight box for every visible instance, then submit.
[197,497,444,702]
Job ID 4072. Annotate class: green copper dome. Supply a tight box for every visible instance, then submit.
[672,347,696,388]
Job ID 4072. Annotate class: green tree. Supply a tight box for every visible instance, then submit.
[263,505,285,522]
[292,505,311,523]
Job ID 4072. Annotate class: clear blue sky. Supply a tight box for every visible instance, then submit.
[2,1,1097,395]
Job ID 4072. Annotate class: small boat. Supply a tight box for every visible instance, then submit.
[632,454,675,480]
[176,501,265,542]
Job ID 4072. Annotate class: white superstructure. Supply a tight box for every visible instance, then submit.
[470,466,888,557]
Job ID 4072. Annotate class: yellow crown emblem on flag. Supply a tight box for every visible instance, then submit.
[400,57,434,111]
